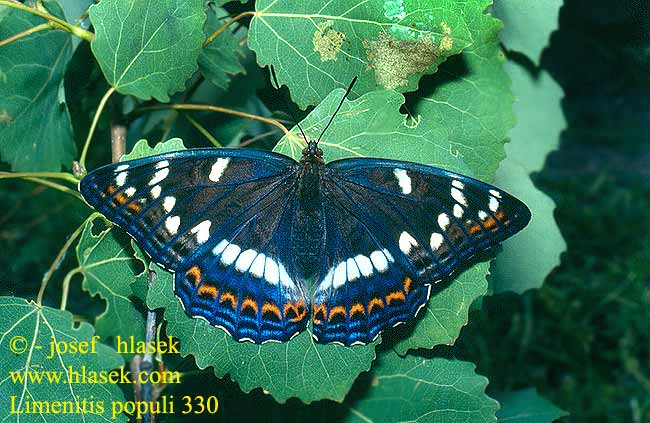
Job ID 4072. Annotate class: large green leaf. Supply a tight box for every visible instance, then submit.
[76,219,146,344]
[89,0,206,101]
[408,6,514,181]
[489,62,566,294]
[0,3,75,171]
[198,4,247,90]
[249,0,490,108]
[494,388,568,423]
[493,0,562,64]
[342,351,499,423]
[0,297,126,422]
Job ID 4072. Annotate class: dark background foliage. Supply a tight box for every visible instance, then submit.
[1,0,649,421]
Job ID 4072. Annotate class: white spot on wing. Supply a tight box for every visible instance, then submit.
[451,187,468,206]
[347,258,360,282]
[438,213,450,231]
[221,243,241,266]
[399,231,418,254]
[393,168,412,194]
[163,196,176,212]
[115,171,128,187]
[430,232,444,250]
[478,210,488,220]
[278,263,294,289]
[190,220,211,244]
[212,239,228,255]
[370,250,389,273]
[383,248,394,263]
[489,196,499,212]
[319,267,335,291]
[124,187,136,197]
[354,255,373,277]
[453,203,464,218]
[264,257,279,285]
[489,189,502,198]
[249,254,266,278]
[155,160,169,169]
[115,164,129,172]
[150,185,161,199]
[452,180,465,189]
[333,261,347,289]
[235,249,257,273]
[209,158,230,182]
[165,216,180,234]
[149,167,169,186]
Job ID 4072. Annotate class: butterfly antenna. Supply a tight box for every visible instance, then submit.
[269,66,308,142]
[316,76,358,144]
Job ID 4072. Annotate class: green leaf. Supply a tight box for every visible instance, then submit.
[198,4,247,90]
[494,388,568,423]
[0,297,127,422]
[146,262,378,404]
[89,0,206,101]
[249,0,487,108]
[408,7,514,181]
[0,3,75,171]
[493,0,562,64]
[274,89,472,175]
[343,351,499,423]
[76,219,146,344]
[489,62,566,294]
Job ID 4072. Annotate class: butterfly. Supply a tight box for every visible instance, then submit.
[79,83,530,346]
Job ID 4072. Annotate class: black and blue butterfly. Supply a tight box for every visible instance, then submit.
[79,84,531,346]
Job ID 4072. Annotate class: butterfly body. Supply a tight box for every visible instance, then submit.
[80,144,531,346]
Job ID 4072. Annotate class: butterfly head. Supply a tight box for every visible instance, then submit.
[301,139,323,163]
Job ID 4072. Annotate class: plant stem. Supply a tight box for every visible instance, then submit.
[0,0,94,42]
[0,171,79,184]
[59,267,81,310]
[0,22,50,48]
[203,11,254,47]
[79,86,117,170]
[183,114,222,147]
[23,177,84,202]
[36,220,86,305]
[139,103,294,139]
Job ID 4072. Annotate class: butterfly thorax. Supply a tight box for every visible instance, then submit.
[293,154,326,278]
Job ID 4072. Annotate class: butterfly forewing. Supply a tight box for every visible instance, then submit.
[311,158,531,345]
[80,149,310,343]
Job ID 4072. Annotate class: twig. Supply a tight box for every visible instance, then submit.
[141,270,157,423]
[23,177,84,201]
[183,114,222,147]
[0,0,94,41]
[79,86,116,170]
[0,171,79,184]
[111,124,127,163]
[203,11,255,47]
[238,129,280,148]
[36,221,86,304]
[0,22,50,48]
[138,103,294,139]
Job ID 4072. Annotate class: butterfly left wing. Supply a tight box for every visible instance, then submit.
[80,148,310,343]
[312,158,531,345]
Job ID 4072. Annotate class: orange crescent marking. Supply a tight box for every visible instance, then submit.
[350,303,365,317]
[241,298,258,315]
[186,266,202,286]
[403,277,412,294]
[113,192,128,205]
[127,201,142,213]
[220,292,237,309]
[197,284,218,299]
[313,303,327,325]
[262,302,282,321]
[328,305,346,322]
[107,185,117,195]
[385,291,406,306]
[368,297,384,313]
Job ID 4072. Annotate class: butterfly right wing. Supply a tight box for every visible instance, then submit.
[80,148,310,343]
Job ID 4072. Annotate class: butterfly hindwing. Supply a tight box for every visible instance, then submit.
[312,158,531,345]
[80,148,310,343]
